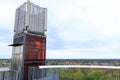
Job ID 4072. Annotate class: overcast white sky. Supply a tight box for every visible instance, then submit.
[1,0,120,59]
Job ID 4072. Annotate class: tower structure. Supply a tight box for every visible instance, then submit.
[10,1,47,80]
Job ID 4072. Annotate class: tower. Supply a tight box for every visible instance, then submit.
[10,1,47,80]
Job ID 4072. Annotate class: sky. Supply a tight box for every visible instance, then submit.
[1,0,120,59]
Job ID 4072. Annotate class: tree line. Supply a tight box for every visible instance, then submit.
[59,68,120,80]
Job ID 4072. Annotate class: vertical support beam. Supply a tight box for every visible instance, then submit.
[2,72,5,80]
[44,8,47,31]
[26,0,30,29]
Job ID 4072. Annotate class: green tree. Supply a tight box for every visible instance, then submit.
[74,70,84,80]
[84,70,104,80]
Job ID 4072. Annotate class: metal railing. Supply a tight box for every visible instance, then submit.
[0,69,18,80]
[1,65,120,80]
[28,65,120,80]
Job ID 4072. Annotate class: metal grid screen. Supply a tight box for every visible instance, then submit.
[14,3,26,34]
[14,2,47,34]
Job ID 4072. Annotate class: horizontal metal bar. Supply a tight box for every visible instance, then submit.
[39,65,120,69]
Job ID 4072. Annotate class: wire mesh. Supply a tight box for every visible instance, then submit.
[14,2,47,35]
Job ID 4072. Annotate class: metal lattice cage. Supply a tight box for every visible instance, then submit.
[14,2,47,35]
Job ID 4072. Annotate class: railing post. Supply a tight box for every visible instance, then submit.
[28,67,32,80]
[32,67,35,80]
[41,68,43,80]
[15,71,18,80]
[119,69,120,80]
[2,71,5,80]
[53,68,55,80]
[58,68,60,80]
[42,69,44,80]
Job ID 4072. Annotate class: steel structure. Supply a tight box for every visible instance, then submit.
[10,1,47,80]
